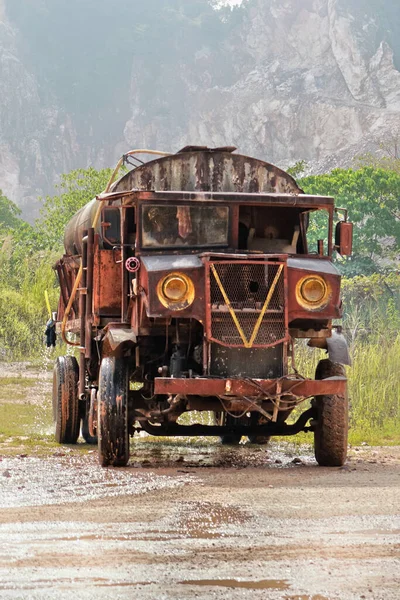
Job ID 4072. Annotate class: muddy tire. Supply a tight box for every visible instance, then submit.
[53,356,80,444]
[81,416,97,445]
[248,436,270,444]
[221,433,242,445]
[98,357,129,467]
[216,412,242,445]
[247,434,270,445]
[314,359,348,467]
[248,414,271,445]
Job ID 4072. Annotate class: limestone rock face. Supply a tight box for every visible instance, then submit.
[0,2,80,215]
[0,0,399,215]
[125,0,400,174]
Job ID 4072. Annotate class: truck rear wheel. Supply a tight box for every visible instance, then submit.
[53,356,80,444]
[81,415,97,445]
[248,413,270,444]
[98,356,130,467]
[216,412,242,445]
[314,359,348,467]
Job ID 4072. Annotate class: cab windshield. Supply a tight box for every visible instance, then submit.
[142,205,229,248]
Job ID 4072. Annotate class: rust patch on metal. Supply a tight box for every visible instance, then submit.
[113,151,301,195]
[93,249,122,316]
[154,377,347,398]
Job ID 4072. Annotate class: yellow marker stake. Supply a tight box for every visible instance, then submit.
[44,290,52,320]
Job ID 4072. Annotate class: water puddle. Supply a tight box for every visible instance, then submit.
[179,578,290,590]
[128,437,315,470]
[173,500,249,539]
[0,456,191,508]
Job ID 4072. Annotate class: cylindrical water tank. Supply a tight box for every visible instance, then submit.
[63,198,100,256]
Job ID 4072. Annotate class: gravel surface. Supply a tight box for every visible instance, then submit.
[0,443,399,600]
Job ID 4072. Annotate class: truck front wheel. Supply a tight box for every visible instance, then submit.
[98,357,130,467]
[53,356,80,444]
[313,359,348,467]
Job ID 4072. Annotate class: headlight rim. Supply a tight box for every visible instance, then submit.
[296,275,331,311]
[156,272,195,311]
[162,275,188,301]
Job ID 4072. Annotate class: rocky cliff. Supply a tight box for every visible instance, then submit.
[0,0,87,215]
[125,0,400,173]
[1,0,399,217]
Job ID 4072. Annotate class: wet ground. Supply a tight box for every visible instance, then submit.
[1,441,400,600]
[0,358,399,599]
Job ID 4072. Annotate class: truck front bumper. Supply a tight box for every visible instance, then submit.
[154,376,347,399]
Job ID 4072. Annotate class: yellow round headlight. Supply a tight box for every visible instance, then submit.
[162,276,188,301]
[296,276,330,310]
[301,277,326,303]
[157,272,195,310]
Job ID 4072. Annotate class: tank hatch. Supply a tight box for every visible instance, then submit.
[176,145,237,154]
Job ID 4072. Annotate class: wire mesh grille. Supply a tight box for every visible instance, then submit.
[209,261,286,347]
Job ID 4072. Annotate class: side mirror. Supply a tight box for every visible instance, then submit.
[334,209,353,256]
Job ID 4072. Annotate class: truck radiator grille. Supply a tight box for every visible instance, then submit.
[207,260,287,348]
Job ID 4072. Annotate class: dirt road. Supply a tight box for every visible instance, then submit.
[0,441,399,600]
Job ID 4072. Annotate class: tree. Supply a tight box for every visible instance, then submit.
[287,160,308,180]
[0,191,23,233]
[36,167,113,250]
[0,191,33,288]
[354,133,400,174]
[300,167,400,275]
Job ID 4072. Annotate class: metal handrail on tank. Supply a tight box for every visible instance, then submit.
[61,149,171,346]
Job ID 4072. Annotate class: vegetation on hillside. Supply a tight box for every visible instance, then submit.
[300,167,400,276]
[0,168,111,358]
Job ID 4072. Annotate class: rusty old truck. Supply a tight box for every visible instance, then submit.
[53,146,352,467]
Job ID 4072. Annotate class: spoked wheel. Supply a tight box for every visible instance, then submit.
[52,356,80,444]
[313,359,348,467]
[216,412,242,445]
[98,356,130,467]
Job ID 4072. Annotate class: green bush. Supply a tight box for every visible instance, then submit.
[0,288,46,358]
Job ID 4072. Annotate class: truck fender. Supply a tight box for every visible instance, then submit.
[103,327,137,356]
[326,331,351,366]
